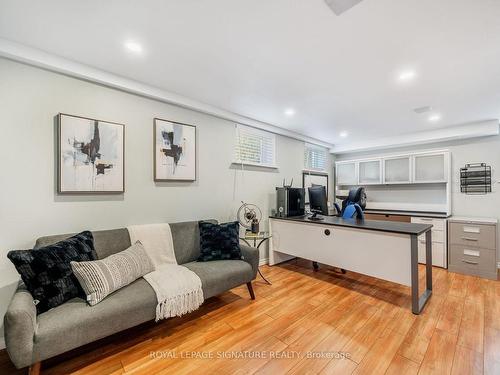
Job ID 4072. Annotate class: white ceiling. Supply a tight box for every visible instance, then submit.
[1,0,500,146]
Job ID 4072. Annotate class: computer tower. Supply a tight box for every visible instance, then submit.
[276,187,305,217]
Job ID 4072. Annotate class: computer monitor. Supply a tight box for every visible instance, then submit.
[308,186,328,215]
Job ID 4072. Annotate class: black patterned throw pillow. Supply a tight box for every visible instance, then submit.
[198,221,243,262]
[7,231,97,314]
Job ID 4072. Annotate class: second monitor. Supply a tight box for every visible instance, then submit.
[308,185,329,216]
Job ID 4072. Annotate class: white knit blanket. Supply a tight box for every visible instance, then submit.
[127,223,204,321]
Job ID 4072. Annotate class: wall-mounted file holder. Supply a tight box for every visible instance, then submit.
[460,163,491,194]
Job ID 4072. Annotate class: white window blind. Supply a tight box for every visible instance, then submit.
[304,143,328,171]
[234,124,276,167]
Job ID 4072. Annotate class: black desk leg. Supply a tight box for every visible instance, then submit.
[410,232,433,315]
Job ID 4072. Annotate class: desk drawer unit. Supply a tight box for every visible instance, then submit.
[449,222,496,249]
[448,218,498,280]
[411,216,447,268]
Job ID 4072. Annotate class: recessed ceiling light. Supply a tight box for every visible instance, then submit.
[428,114,441,122]
[339,131,348,138]
[398,70,416,82]
[284,108,296,117]
[124,41,143,54]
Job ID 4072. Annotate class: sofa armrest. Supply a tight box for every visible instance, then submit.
[4,282,37,369]
[240,245,259,279]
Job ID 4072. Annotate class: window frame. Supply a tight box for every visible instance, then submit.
[233,124,278,169]
[304,142,328,172]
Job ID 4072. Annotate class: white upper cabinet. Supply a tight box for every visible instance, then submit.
[412,152,448,183]
[336,150,450,186]
[336,161,357,185]
[358,159,382,184]
[383,156,411,184]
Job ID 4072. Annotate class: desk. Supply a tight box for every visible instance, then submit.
[269,215,433,314]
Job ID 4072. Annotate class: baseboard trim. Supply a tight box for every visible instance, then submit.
[259,258,269,266]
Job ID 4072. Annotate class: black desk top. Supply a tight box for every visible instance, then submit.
[270,215,432,236]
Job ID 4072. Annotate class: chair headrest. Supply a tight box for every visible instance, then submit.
[348,187,364,202]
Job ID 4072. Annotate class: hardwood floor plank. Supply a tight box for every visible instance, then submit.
[397,294,445,364]
[351,330,405,375]
[341,307,396,364]
[286,302,378,374]
[484,279,500,331]
[450,346,483,375]
[319,358,358,375]
[484,326,500,375]
[418,329,457,375]
[385,354,419,375]
[255,321,334,375]
[449,274,468,299]
[457,297,485,353]
[436,295,464,335]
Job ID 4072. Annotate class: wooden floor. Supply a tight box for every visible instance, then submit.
[1,260,499,375]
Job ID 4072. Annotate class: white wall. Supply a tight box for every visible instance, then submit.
[335,137,500,263]
[0,58,332,346]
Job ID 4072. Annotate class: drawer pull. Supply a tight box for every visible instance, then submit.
[462,259,479,265]
[463,249,480,257]
[463,226,480,234]
[419,218,433,221]
[461,237,478,241]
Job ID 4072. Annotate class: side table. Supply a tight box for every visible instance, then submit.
[239,231,272,285]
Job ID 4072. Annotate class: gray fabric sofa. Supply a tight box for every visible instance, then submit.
[4,220,259,371]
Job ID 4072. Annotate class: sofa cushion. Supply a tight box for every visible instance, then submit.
[198,221,242,262]
[35,228,131,259]
[7,231,97,314]
[183,260,253,299]
[170,220,217,264]
[71,241,154,305]
[34,278,157,362]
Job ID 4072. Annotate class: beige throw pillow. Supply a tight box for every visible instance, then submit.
[71,241,154,305]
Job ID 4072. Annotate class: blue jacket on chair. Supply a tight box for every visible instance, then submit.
[334,187,366,219]
[342,203,364,219]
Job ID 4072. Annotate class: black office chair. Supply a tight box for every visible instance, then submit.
[333,187,366,219]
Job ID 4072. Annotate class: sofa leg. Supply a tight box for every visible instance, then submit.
[246,282,255,300]
[29,361,41,375]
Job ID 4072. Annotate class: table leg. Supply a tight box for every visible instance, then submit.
[410,232,432,314]
[257,268,272,285]
[257,239,272,285]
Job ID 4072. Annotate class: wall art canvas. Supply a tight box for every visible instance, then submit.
[154,118,196,181]
[58,113,124,193]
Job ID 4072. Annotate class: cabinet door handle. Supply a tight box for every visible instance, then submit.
[461,237,478,241]
[462,259,479,265]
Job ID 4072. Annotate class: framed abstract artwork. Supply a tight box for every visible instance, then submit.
[154,118,196,181]
[58,113,125,194]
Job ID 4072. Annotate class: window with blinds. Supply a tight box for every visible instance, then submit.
[234,124,276,167]
[304,143,328,171]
